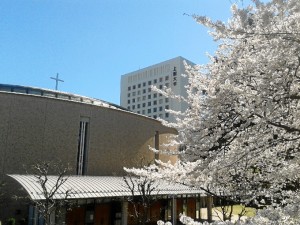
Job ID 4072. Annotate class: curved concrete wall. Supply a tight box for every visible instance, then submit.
[0,91,176,177]
[0,90,178,221]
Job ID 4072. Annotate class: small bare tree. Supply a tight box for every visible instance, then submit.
[29,161,72,225]
[123,174,159,225]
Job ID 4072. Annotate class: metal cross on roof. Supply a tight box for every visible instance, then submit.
[50,73,64,90]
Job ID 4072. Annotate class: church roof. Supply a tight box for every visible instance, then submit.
[0,83,128,111]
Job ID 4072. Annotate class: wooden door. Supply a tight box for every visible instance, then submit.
[187,198,196,218]
[66,207,85,225]
[94,204,111,225]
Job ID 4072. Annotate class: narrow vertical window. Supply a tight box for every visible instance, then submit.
[154,131,159,161]
[77,117,90,175]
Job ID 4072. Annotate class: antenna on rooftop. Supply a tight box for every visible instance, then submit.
[50,73,64,90]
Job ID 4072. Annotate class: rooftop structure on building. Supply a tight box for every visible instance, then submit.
[120,56,195,123]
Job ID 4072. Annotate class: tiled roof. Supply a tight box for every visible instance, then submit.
[9,175,205,200]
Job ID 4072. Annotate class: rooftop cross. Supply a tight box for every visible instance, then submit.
[50,73,64,90]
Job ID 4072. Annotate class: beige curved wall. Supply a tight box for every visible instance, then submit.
[0,92,176,177]
[0,91,178,221]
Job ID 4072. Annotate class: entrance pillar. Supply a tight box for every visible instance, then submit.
[207,196,213,222]
[171,196,177,225]
[122,200,128,225]
[155,131,159,161]
[49,208,56,225]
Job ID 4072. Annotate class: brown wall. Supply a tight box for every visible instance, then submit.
[0,92,176,176]
[0,91,176,221]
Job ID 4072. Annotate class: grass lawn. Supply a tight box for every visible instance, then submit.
[213,205,256,217]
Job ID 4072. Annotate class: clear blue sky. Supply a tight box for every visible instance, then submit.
[1,0,257,105]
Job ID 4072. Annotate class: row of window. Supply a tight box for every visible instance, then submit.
[127,76,170,91]
[128,97,169,105]
[128,104,169,111]
[152,113,169,119]
[135,111,169,119]
[127,83,169,97]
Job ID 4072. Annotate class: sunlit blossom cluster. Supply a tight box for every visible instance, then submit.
[127,0,300,224]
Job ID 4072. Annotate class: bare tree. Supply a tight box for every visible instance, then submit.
[29,161,71,225]
[123,174,159,225]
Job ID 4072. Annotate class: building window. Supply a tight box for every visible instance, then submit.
[137,111,140,114]
[159,99,163,104]
[77,117,90,175]
[148,81,152,85]
[153,93,157,98]
[153,107,157,112]
[127,100,131,104]
[132,98,135,103]
[128,106,131,110]
[137,104,140,108]
[148,109,151,113]
[148,102,151,106]
[142,110,145,114]
[143,82,146,87]
[132,105,135,110]
[165,105,169,109]
[133,85,136,90]
[127,93,130,97]
[148,87,151,92]
[159,85,163,89]
[153,115,157,119]
[128,86,131,91]
[153,100,157,105]
[165,113,169,118]
[142,103,146,107]
[138,84,141,88]
[137,97,141,102]
[143,89,146,94]
[148,94,151,99]
[165,83,169,87]
[132,92,136,96]
[142,96,146,100]
[165,98,169,103]
[159,77,163,82]
[165,76,169,81]
[159,106,163,111]
[154,79,157,84]
[137,90,141,95]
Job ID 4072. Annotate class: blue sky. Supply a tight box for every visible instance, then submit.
[1,0,257,104]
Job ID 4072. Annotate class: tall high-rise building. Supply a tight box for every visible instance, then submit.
[120,56,195,122]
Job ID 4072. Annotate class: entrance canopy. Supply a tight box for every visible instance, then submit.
[9,175,206,201]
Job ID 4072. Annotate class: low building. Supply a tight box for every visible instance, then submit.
[0,84,211,225]
[9,175,212,225]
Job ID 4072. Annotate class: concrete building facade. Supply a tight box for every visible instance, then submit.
[0,84,177,221]
[0,84,212,225]
[120,57,195,123]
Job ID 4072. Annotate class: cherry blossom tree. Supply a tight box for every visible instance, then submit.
[127,0,300,223]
